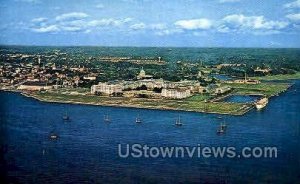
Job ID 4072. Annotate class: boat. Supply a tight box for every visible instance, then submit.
[49,132,58,140]
[175,116,183,126]
[62,112,70,121]
[255,97,268,110]
[217,123,226,135]
[217,128,225,134]
[104,114,110,123]
[135,114,142,123]
[221,122,227,130]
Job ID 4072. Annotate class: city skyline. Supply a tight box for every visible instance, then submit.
[0,0,300,47]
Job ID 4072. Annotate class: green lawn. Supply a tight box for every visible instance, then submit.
[31,92,250,115]
[31,80,292,115]
[225,82,291,97]
[250,72,300,81]
[186,94,211,102]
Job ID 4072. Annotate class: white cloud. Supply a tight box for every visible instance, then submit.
[221,14,289,31]
[219,0,240,3]
[149,23,167,30]
[31,17,47,23]
[286,13,300,21]
[129,23,166,31]
[31,14,133,33]
[55,12,89,21]
[130,23,146,30]
[88,18,132,27]
[29,11,293,36]
[61,26,83,32]
[32,25,59,33]
[174,18,212,30]
[284,0,300,9]
[155,29,183,36]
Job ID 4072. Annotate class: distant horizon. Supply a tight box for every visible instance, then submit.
[1,44,300,50]
[1,0,300,48]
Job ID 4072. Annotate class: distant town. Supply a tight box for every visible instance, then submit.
[0,47,297,115]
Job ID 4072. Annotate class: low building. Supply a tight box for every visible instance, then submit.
[233,79,260,84]
[91,82,123,95]
[254,67,272,74]
[161,88,191,99]
[83,76,96,81]
[215,86,231,95]
[18,81,53,91]
[122,79,164,90]
[198,86,208,93]
[163,80,200,93]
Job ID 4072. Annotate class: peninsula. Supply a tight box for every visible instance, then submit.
[0,46,297,115]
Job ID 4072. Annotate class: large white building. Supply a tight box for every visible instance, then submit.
[161,88,191,99]
[91,82,123,95]
[163,80,200,92]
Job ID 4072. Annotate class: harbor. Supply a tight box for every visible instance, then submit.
[1,80,300,183]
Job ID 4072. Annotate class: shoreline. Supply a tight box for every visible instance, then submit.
[13,91,249,116]
[1,79,293,116]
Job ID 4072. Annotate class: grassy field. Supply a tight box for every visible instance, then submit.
[24,80,292,115]
[224,82,291,97]
[250,72,300,81]
[28,91,250,115]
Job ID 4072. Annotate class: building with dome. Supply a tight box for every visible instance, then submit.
[137,67,153,80]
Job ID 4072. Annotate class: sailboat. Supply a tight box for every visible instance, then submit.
[217,122,227,135]
[62,111,70,121]
[104,114,111,123]
[175,115,183,126]
[221,122,227,130]
[49,119,59,140]
[135,114,142,124]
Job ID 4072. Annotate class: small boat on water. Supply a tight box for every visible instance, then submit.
[62,113,70,121]
[135,114,142,124]
[255,97,268,110]
[49,132,59,140]
[221,122,227,129]
[217,123,227,135]
[104,114,111,123]
[175,116,183,126]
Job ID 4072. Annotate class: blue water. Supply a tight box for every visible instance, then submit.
[222,95,260,103]
[210,74,232,81]
[1,81,300,183]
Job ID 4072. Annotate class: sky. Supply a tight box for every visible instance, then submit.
[0,0,300,47]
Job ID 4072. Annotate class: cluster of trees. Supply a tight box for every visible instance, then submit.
[219,65,297,78]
